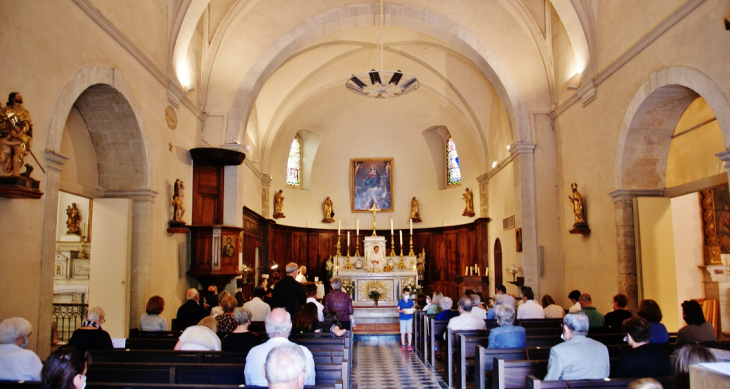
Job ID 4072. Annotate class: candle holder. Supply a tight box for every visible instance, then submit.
[400,243,404,258]
[390,235,396,256]
[409,234,415,256]
[355,233,360,257]
[336,236,342,257]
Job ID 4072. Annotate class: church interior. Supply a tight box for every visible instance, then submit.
[2,1,730,380]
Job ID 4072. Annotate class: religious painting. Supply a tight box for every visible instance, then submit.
[712,183,730,254]
[222,236,236,257]
[350,158,394,212]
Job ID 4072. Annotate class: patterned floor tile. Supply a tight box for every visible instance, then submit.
[352,338,447,389]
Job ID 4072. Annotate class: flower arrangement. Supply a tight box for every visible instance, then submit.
[403,279,421,295]
[368,290,382,306]
[239,263,252,283]
[508,264,518,281]
[342,282,353,296]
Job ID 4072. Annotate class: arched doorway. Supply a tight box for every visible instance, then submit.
[494,238,503,288]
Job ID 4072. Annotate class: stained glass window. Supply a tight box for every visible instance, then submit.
[286,137,301,187]
[446,135,461,186]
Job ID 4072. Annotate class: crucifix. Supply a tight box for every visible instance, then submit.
[369,203,380,236]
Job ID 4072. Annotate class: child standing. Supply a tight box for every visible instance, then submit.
[397,288,415,351]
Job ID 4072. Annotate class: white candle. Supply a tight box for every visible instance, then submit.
[410,219,413,234]
[356,220,359,235]
[390,219,394,235]
[399,230,403,245]
[338,220,341,235]
[347,231,350,246]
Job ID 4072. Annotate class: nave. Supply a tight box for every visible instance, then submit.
[352,337,446,389]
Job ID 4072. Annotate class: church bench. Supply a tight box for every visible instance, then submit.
[491,358,548,389]
[525,344,632,361]
[473,346,527,389]
[445,328,490,387]
[515,319,563,329]
[456,333,492,389]
[89,349,345,365]
[291,332,352,383]
[124,337,178,350]
[128,328,181,338]
[525,375,673,389]
[523,327,562,337]
[427,318,450,367]
[524,335,562,348]
[91,384,340,389]
[0,381,42,388]
[87,362,246,385]
[417,313,435,358]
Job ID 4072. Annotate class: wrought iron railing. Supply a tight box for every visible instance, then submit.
[52,303,88,342]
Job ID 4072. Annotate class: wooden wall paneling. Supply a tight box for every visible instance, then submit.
[445,231,458,282]
[192,164,223,225]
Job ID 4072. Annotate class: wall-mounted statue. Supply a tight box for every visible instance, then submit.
[273,189,285,218]
[171,179,185,223]
[0,92,34,177]
[322,196,335,223]
[568,183,590,235]
[66,203,81,235]
[410,197,421,222]
[462,188,475,217]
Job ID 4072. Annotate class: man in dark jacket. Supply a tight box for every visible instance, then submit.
[272,262,308,316]
[614,317,672,378]
[175,288,207,330]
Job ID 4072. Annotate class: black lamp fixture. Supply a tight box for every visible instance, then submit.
[345,0,419,99]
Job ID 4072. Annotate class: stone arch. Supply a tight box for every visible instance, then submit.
[222,2,531,146]
[37,65,154,357]
[615,66,730,189]
[549,0,594,76]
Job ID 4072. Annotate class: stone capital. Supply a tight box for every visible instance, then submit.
[716,150,730,163]
[513,142,536,156]
[167,81,185,109]
[608,188,664,203]
[103,188,158,203]
[44,149,69,172]
[477,173,489,185]
[261,174,272,187]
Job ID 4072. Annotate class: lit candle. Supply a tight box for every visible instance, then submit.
[356,219,359,235]
[390,219,394,235]
[338,220,341,235]
[347,231,350,246]
[465,266,468,275]
[399,230,403,246]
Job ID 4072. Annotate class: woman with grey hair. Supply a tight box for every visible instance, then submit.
[435,296,459,321]
[0,317,43,381]
[68,306,113,350]
[488,304,526,348]
[222,307,262,354]
[323,276,354,330]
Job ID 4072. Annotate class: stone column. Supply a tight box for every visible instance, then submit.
[513,143,538,290]
[222,143,246,226]
[608,189,664,312]
[477,173,489,218]
[37,149,69,358]
[103,189,157,329]
[261,174,272,219]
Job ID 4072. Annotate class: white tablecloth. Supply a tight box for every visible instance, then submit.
[316,283,325,299]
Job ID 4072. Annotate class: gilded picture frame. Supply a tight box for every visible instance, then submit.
[350,158,394,213]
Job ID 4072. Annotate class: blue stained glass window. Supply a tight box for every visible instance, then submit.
[446,135,461,186]
[286,137,301,187]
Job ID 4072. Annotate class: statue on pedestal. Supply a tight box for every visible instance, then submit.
[273,189,285,218]
[568,183,590,234]
[462,188,475,216]
[171,179,185,223]
[410,197,421,222]
[0,93,34,178]
[322,196,335,223]
[66,203,81,235]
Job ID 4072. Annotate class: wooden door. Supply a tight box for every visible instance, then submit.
[494,238,503,288]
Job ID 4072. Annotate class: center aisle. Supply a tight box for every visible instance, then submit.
[351,337,447,389]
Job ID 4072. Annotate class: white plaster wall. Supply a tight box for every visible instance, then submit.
[488,163,518,295]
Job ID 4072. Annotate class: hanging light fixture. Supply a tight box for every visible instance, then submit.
[345,0,419,99]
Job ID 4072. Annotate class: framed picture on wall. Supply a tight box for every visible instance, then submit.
[350,158,394,212]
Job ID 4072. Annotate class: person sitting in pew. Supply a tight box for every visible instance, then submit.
[68,306,113,350]
[176,288,208,331]
[495,285,516,309]
[672,343,715,389]
[175,316,221,351]
[140,295,168,331]
[637,299,670,344]
[541,294,565,319]
[292,302,321,334]
[425,291,443,314]
[470,293,488,320]
[444,297,486,340]
[517,287,544,319]
[222,307,262,355]
[42,344,91,389]
[0,317,42,381]
[245,308,316,387]
[614,317,671,378]
[677,300,716,345]
[322,310,347,337]
[435,297,459,321]
[578,293,605,327]
[216,296,239,337]
[567,290,582,313]
[265,343,309,389]
[628,378,663,389]
[544,312,610,380]
[604,294,633,331]
[488,304,526,348]
[245,287,272,322]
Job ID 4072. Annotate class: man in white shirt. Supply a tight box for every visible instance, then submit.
[264,343,309,389]
[304,283,324,321]
[568,290,582,313]
[444,297,487,340]
[517,287,545,319]
[470,294,487,320]
[244,287,272,322]
[496,285,516,308]
[245,308,316,387]
[295,266,307,283]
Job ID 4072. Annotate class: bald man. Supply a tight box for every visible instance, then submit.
[175,288,207,330]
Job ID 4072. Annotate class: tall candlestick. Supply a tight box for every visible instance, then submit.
[410,218,413,234]
[390,219,394,235]
[347,231,350,247]
[399,230,403,246]
[356,220,359,235]
[338,220,341,235]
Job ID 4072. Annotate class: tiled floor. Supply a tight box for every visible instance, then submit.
[352,337,447,389]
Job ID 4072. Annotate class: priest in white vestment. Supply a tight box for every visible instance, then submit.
[368,246,384,272]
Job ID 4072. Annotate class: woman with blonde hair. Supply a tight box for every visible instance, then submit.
[175,316,221,351]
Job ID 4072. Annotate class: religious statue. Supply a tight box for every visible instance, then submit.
[568,182,590,234]
[273,189,285,218]
[66,203,81,235]
[0,92,35,177]
[368,245,384,272]
[322,196,335,223]
[410,197,421,222]
[325,256,333,280]
[417,249,426,279]
[462,188,475,216]
[171,179,185,223]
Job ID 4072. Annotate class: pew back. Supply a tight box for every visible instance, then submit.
[473,346,527,389]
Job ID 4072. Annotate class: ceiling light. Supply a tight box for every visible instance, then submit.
[345,0,418,99]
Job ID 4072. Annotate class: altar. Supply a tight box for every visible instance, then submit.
[334,236,418,307]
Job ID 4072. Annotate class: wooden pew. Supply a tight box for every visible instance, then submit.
[427,318,450,367]
[124,337,178,350]
[473,346,527,389]
[515,319,563,329]
[456,333,491,389]
[128,328,181,338]
[491,359,548,389]
[87,362,245,385]
[525,375,673,388]
[445,329,489,388]
[0,382,42,388]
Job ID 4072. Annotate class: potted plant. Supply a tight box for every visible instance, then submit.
[368,290,382,307]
